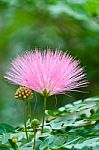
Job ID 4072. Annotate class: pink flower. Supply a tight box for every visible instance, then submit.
[4,49,87,96]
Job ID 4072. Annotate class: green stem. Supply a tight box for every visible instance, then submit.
[41,96,47,133]
[28,100,32,122]
[33,130,36,150]
[24,100,29,141]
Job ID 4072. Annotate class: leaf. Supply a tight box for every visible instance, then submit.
[88,114,99,121]
[0,123,15,134]
[1,133,10,144]
[84,97,99,102]
[0,144,10,150]
[39,135,55,150]
[39,134,66,150]
[45,110,57,117]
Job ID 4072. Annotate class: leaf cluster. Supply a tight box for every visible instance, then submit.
[0,97,99,150]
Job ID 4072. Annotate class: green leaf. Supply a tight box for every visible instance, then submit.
[45,110,57,117]
[1,133,10,144]
[39,134,66,150]
[88,114,99,121]
[0,144,10,150]
[39,135,55,150]
[0,123,15,134]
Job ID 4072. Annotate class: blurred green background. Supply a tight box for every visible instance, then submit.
[0,0,99,125]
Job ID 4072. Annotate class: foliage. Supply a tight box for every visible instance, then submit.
[0,0,99,126]
[0,97,99,150]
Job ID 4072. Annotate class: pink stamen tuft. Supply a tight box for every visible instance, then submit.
[4,49,87,96]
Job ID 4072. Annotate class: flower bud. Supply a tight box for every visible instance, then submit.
[31,119,40,130]
[15,86,33,100]
[12,137,17,143]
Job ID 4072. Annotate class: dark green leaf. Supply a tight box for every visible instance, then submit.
[0,144,10,150]
[0,123,15,134]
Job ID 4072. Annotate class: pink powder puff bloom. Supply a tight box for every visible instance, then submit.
[4,49,87,96]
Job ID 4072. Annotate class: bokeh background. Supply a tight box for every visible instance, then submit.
[0,0,99,125]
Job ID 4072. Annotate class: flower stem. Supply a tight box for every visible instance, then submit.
[33,130,36,150]
[24,100,29,141]
[28,100,32,122]
[41,96,47,133]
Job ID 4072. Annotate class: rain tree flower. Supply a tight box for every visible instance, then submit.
[4,49,87,133]
[5,49,87,96]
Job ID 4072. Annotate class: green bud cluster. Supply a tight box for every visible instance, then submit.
[31,119,40,130]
